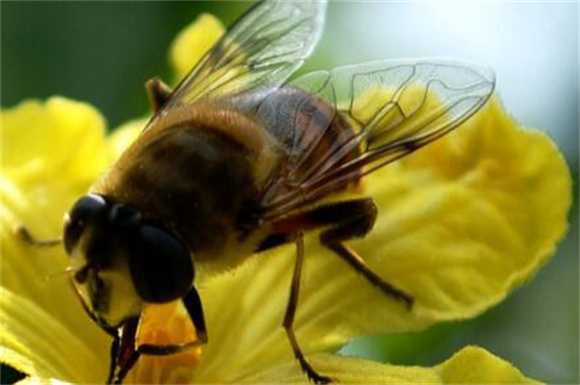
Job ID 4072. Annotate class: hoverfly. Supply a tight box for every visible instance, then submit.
[18,0,495,383]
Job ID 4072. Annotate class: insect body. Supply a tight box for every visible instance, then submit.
[24,0,496,383]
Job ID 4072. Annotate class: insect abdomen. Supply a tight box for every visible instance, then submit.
[256,87,361,208]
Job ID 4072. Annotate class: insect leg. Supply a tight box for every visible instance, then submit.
[283,232,332,384]
[13,225,62,247]
[145,77,172,112]
[106,333,120,384]
[318,199,413,309]
[111,350,140,385]
[109,317,141,385]
[182,286,208,345]
[268,198,413,307]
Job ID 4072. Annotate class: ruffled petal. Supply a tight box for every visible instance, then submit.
[0,98,111,381]
[356,96,572,324]
[1,97,107,187]
[236,346,540,384]
[292,96,571,336]
[0,98,106,323]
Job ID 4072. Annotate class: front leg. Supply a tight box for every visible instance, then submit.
[108,317,140,385]
[107,287,208,384]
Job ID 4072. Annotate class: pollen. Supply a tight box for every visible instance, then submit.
[128,301,203,384]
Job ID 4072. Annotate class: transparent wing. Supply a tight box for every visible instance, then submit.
[163,0,326,111]
[260,59,495,219]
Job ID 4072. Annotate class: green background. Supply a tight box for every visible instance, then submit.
[1,2,578,384]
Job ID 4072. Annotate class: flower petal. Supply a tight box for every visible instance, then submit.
[0,98,106,324]
[357,96,572,324]
[293,96,572,335]
[434,346,542,384]
[169,14,225,82]
[189,96,571,379]
[237,346,540,384]
[1,98,111,381]
[1,97,108,187]
[1,175,87,322]
[16,377,71,385]
[11,346,541,385]
[1,288,108,383]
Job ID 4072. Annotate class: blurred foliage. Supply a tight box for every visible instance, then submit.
[1,2,578,384]
[1,2,249,128]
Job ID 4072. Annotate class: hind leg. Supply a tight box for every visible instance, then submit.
[317,199,413,308]
[267,198,413,307]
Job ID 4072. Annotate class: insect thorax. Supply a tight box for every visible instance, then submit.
[90,108,272,275]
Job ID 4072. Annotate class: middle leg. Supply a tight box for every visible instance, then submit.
[283,232,331,384]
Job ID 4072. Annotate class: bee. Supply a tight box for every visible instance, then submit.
[18,0,495,383]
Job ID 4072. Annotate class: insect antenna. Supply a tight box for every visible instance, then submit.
[13,225,62,247]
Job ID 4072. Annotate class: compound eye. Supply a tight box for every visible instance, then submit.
[127,224,194,303]
[64,194,107,254]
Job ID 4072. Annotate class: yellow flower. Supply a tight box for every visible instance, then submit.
[0,12,571,385]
